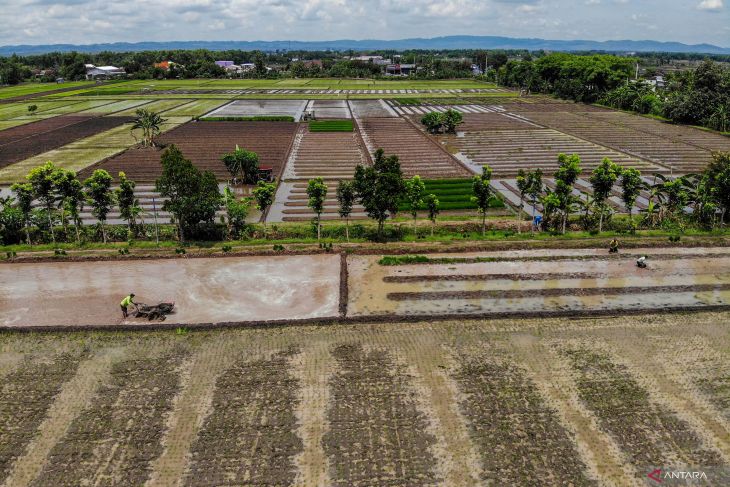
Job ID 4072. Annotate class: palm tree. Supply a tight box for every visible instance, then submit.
[131,109,166,147]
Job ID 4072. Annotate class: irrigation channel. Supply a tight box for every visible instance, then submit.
[2,246,730,329]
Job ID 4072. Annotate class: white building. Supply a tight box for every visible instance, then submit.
[84,64,126,80]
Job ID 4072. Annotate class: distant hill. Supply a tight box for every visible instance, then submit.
[2,35,729,56]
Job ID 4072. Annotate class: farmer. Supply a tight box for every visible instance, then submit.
[120,293,136,319]
[609,238,619,254]
[636,255,648,269]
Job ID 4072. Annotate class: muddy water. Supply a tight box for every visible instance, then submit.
[348,249,730,317]
[0,255,340,327]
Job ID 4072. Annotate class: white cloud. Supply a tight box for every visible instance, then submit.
[0,0,726,48]
[697,0,724,10]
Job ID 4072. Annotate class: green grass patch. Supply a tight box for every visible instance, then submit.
[398,178,504,211]
[309,120,354,132]
[378,255,431,266]
[199,115,295,122]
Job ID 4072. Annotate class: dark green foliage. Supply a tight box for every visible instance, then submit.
[353,149,405,238]
[84,169,115,243]
[221,145,259,184]
[156,145,222,242]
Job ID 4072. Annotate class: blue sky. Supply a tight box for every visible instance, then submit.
[1,0,728,47]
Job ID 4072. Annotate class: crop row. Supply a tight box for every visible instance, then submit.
[183,348,302,486]
[0,352,85,484]
[324,343,440,486]
[561,346,726,481]
[30,348,188,487]
[453,351,594,485]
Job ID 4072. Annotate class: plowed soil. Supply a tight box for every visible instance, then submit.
[80,120,297,182]
[0,115,132,169]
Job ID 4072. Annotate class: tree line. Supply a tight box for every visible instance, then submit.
[500,53,730,133]
[3,146,729,246]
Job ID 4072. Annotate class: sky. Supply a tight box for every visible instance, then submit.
[0,0,728,47]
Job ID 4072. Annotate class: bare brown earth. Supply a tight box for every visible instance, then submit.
[0,313,727,486]
[0,115,131,169]
[79,120,297,182]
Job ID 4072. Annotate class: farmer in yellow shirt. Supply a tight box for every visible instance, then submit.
[120,293,136,319]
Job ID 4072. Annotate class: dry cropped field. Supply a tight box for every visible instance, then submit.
[0,312,728,486]
[80,120,297,182]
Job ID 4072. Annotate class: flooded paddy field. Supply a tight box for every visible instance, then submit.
[0,254,340,328]
[347,247,730,317]
[0,313,727,486]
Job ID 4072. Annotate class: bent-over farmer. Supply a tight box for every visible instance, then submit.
[120,293,136,318]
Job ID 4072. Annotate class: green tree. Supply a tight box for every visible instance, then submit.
[223,187,250,239]
[131,109,166,147]
[155,145,221,242]
[306,177,328,242]
[554,153,582,234]
[471,165,494,236]
[52,168,83,239]
[526,168,543,234]
[619,167,644,223]
[516,169,529,230]
[221,145,259,185]
[252,180,277,238]
[253,51,267,77]
[27,104,37,115]
[540,191,561,231]
[442,109,463,134]
[0,195,24,245]
[27,161,58,244]
[404,175,426,237]
[425,193,440,236]
[83,169,115,244]
[353,149,405,239]
[589,158,621,232]
[421,112,444,134]
[336,180,356,242]
[704,151,730,226]
[10,182,33,245]
[115,171,137,235]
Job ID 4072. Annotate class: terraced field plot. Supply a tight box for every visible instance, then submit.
[348,247,730,317]
[80,120,297,182]
[0,312,727,486]
[305,99,352,119]
[159,99,230,117]
[0,115,131,171]
[442,128,664,177]
[348,99,398,118]
[357,117,470,178]
[204,99,308,119]
[0,116,190,184]
[515,110,717,174]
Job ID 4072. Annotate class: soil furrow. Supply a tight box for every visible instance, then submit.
[0,352,86,485]
[182,347,303,486]
[29,348,188,487]
[388,283,730,301]
[560,346,728,483]
[323,343,440,486]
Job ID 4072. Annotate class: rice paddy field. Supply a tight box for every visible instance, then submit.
[0,311,728,486]
[1,79,729,224]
